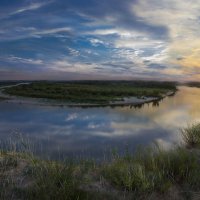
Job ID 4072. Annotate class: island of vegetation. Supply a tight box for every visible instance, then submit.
[1,123,200,199]
[2,81,177,106]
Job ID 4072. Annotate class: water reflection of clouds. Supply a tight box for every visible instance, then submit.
[88,122,106,129]
[65,113,78,121]
[16,124,171,160]
[153,107,190,129]
[1,86,200,159]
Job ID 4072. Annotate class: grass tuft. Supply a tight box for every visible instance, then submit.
[102,146,200,194]
[181,123,200,148]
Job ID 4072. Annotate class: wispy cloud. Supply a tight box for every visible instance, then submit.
[6,56,44,65]
[10,2,52,16]
[0,0,200,81]
[133,0,200,71]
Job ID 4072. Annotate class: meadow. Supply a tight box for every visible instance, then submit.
[3,81,177,104]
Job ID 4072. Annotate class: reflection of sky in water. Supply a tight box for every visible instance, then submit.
[0,86,200,160]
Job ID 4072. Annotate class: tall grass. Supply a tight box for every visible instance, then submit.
[1,124,200,199]
[0,151,104,200]
[102,146,200,194]
[181,123,200,147]
[18,160,95,200]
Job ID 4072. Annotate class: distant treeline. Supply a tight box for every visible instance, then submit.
[0,80,177,89]
[28,80,177,90]
[0,81,20,87]
[66,80,176,87]
[187,82,200,88]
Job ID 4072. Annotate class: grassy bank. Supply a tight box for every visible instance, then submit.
[187,82,200,88]
[3,81,177,104]
[1,123,200,199]
[0,96,9,101]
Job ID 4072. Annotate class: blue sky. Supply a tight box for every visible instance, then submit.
[0,0,200,81]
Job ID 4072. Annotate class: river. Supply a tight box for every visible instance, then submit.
[0,86,200,161]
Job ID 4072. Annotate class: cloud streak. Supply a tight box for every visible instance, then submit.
[0,0,199,81]
[10,2,50,15]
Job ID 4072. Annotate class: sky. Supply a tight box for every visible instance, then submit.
[0,0,200,81]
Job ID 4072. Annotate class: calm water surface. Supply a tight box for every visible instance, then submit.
[0,86,200,160]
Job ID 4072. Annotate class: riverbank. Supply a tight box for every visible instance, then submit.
[0,81,176,108]
[1,123,200,200]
